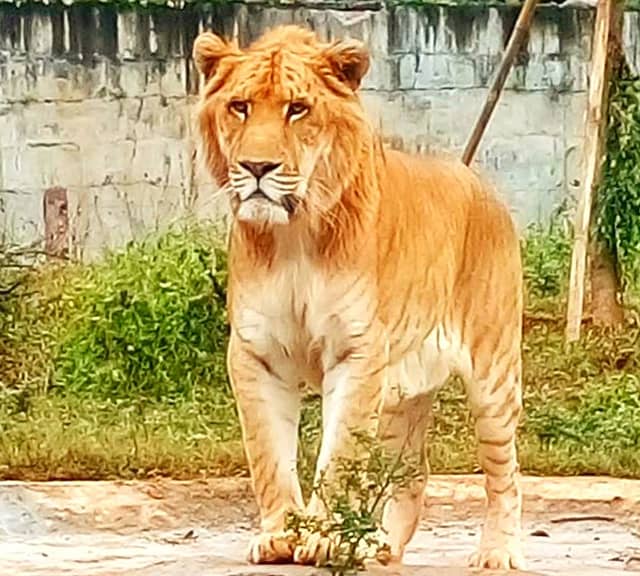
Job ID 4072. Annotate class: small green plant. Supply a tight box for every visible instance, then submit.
[287,432,423,574]
[521,209,572,301]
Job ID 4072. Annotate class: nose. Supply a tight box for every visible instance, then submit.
[239,160,281,179]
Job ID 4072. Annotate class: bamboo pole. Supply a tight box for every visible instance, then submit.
[461,0,539,166]
[565,0,616,343]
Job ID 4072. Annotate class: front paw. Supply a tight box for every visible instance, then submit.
[468,538,526,570]
[293,528,392,568]
[293,530,333,566]
[247,531,297,564]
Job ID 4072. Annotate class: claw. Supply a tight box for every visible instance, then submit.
[247,532,296,564]
[468,541,526,570]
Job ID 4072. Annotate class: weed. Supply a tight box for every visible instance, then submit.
[287,432,422,574]
[521,211,572,303]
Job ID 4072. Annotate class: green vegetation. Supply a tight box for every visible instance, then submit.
[1,220,639,481]
[287,432,422,573]
[0,226,242,479]
[597,66,640,293]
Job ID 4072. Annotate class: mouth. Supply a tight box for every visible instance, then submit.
[243,189,300,215]
[246,189,271,202]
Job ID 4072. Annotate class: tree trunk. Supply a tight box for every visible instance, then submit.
[589,1,625,329]
[590,242,624,327]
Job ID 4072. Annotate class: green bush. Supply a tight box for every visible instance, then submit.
[528,375,640,449]
[521,213,572,301]
[596,66,640,291]
[52,226,229,402]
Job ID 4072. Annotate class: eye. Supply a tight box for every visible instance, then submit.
[229,100,249,118]
[287,101,309,120]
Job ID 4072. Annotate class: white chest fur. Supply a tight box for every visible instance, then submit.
[232,254,375,390]
[231,250,471,399]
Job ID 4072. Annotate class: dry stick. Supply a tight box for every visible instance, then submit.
[566,0,616,343]
[461,0,540,166]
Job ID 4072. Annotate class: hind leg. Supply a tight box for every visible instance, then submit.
[378,345,450,563]
[379,388,433,562]
[466,348,524,570]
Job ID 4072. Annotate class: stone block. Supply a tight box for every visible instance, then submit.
[568,54,588,93]
[544,58,572,92]
[398,54,418,90]
[20,99,126,145]
[485,92,564,138]
[373,91,433,150]
[527,25,545,55]
[123,96,189,141]
[427,88,482,148]
[128,138,191,189]
[323,10,379,46]
[2,142,84,190]
[475,9,503,56]
[480,134,561,195]
[159,59,187,98]
[361,56,394,91]
[71,181,189,260]
[416,11,437,55]
[542,22,560,55]
[474,53,500,87]
[563,92,588,140]
[0,187,44,246]
[80,139,136,187]
[1,146,31,190]
[0,61,29,102]
[0,103,24,148]
[623,12,640,75]
[27,12,53,56]
[414,54,475,90]
[117,11,151,61]
[117,62,162,98]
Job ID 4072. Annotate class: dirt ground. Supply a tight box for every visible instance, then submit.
[2,475,639,575]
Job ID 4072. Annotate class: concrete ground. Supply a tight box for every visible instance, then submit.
[2,475,639,575]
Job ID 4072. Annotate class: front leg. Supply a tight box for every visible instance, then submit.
[294,333,387,565]
[228,334,304,564]
[466,352,525,570]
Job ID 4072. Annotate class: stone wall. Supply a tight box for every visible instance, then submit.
[1,2,640,258]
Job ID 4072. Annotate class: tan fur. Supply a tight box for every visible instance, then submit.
[193,25,525,570]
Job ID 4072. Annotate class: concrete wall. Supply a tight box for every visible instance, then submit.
[1,2,640,258]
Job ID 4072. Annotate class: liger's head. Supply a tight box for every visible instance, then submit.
[193,25,373,227]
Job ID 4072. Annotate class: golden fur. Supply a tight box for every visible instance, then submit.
[193,25,524,570]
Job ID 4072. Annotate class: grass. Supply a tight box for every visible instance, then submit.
[0,218,639,481]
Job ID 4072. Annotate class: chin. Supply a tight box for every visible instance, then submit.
[236,198,291,226]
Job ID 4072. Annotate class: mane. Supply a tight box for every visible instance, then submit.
[247,25,320,52]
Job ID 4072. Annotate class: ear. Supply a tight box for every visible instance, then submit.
[323,39,370,91]
[193,31,236,81]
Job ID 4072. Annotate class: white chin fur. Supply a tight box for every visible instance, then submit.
[236,199,290,225]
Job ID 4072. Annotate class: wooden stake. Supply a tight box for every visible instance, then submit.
[462,0,539,166]
[43,187,69,260]
[566,0,617,343]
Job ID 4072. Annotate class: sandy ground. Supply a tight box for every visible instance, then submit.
[2,475,639,575]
